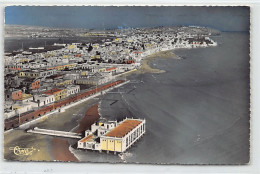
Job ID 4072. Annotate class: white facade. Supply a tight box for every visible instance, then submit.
[39,69,57,78]
[5,102,38,119]
[77,118,146,153]
[64,73,80,80]
[66,85,80,96]
[33,94,55,107]
[76,75,113,86]
[100,118,146,153]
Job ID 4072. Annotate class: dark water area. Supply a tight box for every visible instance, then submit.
[4,37,113,52]
[72,32,250,164]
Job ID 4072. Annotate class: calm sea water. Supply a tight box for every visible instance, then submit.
[71,32,250,164]
[4,37,112,52]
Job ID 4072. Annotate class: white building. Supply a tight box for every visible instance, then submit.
[76,72,113,86]
[78,118,146,153]
[4,101,38,119]
[39,69,57,78]
[66,85,80,96]
[33,94,55,107]
[64,73,80,80]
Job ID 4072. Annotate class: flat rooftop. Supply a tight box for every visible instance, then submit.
[43,88,62,95]
[105,119,142,138]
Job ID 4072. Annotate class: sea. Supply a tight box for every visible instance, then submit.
[69,32,250,164]
[5,32,250,164]
[4,36,112,52]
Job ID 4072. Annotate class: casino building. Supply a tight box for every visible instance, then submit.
[77,118,146,153]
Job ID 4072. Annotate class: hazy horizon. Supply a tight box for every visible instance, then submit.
[5,6,250,32]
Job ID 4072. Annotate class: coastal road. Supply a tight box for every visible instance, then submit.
[4,98,100,162]
[71,32,250,164]
[4,32,250,165]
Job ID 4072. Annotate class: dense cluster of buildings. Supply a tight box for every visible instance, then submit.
[4,26,217,121]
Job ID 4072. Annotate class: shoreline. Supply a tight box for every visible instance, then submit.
[3,44,217,163]
[4,81,128,162]
[130,43,217,75]
[4,99,99,162]
[134,50,182,74]
[74,104,100,134]
[51,138,78,162]
[51,103,101,162]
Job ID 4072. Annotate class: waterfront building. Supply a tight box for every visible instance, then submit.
[33,94,55,107]
[77,118,146,153]
[4,98,38,119]
[43,88,67,101]
[64,73,81,81]
[66,85,80,96]
[76,73,113,86]
[4,110,16,120]
[100,118,145,153]
[6,103,32,119]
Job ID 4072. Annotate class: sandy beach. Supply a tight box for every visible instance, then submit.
[97,32,250,164]
[74,104,100,134]
[135,50,181,74]
[51,103,100,162]
[51,138,78,162]
[3,129,53,162]
[4,99,100,162]
[3,33,249,164]
[3,49,182,162]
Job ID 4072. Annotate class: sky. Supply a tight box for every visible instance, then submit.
[5,6,250,31]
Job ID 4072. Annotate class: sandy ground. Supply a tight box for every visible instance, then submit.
[97,32,250,164]
[51,103,100,162]
[5,39,248,164]
[74,104,100,134]
[51,138,78,162]
[3,129,53,162]
[3,49,180,162]
[4,99,99,162]
[135,50,181,74]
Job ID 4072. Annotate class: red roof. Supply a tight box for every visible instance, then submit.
[125,60,135,64]
[105,120,142,138]
[74,54,82,57]
[80,134,93,143]
[106,67,116,71]
[43,88,62,95]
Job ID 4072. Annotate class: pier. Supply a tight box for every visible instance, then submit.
[27,127,82,139]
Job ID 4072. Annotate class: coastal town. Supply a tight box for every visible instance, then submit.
[1,5,251,168]
[4,26,217,131]
[4,26,218,156]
